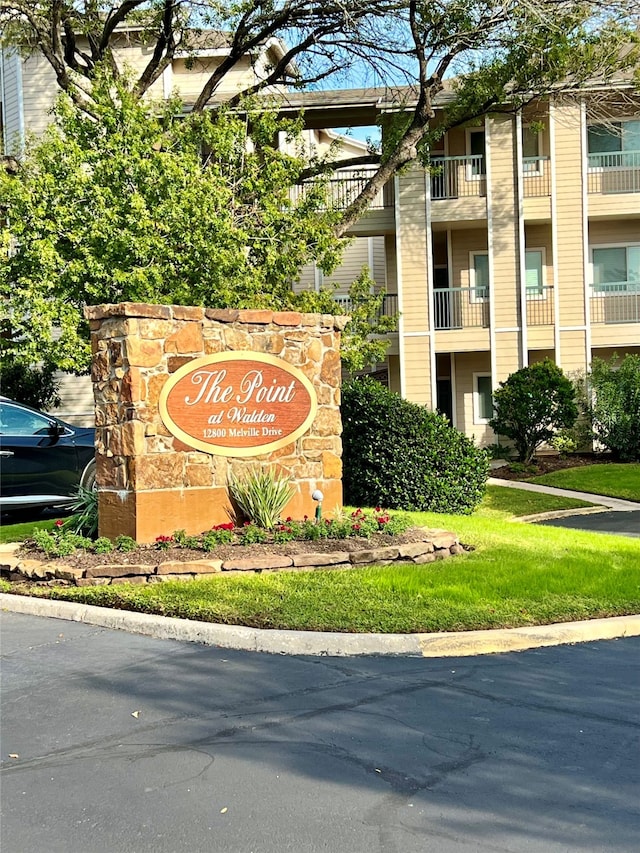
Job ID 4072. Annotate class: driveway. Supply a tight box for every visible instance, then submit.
[2,613,639,853]
[536,509,640,537]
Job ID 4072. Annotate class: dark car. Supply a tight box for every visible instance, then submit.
[0,398,96,513]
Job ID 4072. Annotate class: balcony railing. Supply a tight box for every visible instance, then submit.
[590,284,640,324]
[587,151,640,194]
[290,167,392,211]
[525,286,554,325]
[333,293,399,318]
[429,156,487,200]
[433,288,489,329]
[522,157,551,197]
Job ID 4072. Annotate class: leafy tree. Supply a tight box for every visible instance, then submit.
[342,378,488,514]
[489,359,578,464]
[0,1,637,236]
[0,77,392,374]
[589,354,640,461]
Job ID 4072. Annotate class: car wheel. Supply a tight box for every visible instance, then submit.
[80,458,97,491]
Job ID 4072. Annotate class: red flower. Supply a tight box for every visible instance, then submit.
[285,516,292,523]
[55,519,64,527]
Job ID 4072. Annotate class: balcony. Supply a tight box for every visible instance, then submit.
[333,293,399,319]
[428,156,551,200]
[588,152,640,194]
[525,286,554,325]
[433,286,555,330]
[590,284,640,324]
[429,156,486,200]
[433,288,489,329]
[290,167,393,211]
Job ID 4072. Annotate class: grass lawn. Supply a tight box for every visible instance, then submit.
[0,518,58,544]
[2,486,638,634]
[529,463,640,502]
[482,485,593,517]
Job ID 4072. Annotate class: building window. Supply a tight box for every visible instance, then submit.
[467,128,486,177]
[588,120,640,167]
[474,374,493,423]
[591,245,640,292]
[470,252,490,300]
[525,249,545,297]
[523,126,542,174]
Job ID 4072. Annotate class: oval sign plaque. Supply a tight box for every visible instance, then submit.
[158,352,318,457]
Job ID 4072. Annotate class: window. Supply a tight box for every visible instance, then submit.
[0,402,55,436]
[467,129,486,177]
[525,249,545,297]
[474,374,493,423]
[523,127,542,174]
[470,252,490,300]
[592,245,640,292]
[588,120,640,167]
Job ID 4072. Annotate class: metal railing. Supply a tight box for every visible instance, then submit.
[433,287,489,329]
[522,156,551,197]
[429,156,487,199]
[587,151,640,194]
[333,293,398,318]
[590,284,640,324]
[526,286,554,325]
[290,167,392,211]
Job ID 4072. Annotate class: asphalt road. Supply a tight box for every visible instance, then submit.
[2,613,639,853]
[535,509,640,537]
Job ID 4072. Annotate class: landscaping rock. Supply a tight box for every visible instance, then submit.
[53,566,84,582]
[222,556,294,571]
[349,546,400,564]
[85,564,150,579]
[398,542,435,559]
[292,552,350,567]
[157,560,223,575]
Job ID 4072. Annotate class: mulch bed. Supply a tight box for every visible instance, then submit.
[18,528,437,572]
[492,453,612,481]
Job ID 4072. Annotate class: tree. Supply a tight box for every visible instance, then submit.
[589,354,640,461]
[0,1,638,237]
[489,359,578,464]
[0,77,393,374]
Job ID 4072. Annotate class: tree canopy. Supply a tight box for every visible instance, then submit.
[1,78,396,373]
[1,1,638,233]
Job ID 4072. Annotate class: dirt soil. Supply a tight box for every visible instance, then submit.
[19,528,438,572]
[492,453,611,481]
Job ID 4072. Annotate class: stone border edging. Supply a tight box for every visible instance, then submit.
[1,531,463,586]
[2,593,638,658]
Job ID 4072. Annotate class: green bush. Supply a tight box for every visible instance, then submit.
[341,378,488,514]
[228,468,293,529]
[590,354,640,461]
[489,359,578,464]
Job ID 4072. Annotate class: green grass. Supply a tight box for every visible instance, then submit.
[3,496,639,634]
[0,518,58,544]
[529,463,640,502]
[481,485,593,517]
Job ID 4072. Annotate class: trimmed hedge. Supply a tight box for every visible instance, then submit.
[341,378,488,514]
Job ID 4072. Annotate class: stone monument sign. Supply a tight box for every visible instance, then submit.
[85,303,345,543]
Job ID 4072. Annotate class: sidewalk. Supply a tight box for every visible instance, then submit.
[487,477,640,512]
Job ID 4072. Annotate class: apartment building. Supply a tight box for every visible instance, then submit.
[285,86,640,445]
[3,39,638,443]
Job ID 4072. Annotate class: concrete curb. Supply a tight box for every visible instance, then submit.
[2,593,639,658]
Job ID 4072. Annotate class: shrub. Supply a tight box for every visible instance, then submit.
[63,486,98,539]
[341,378,488,514]
[589,354,640,461]
[228,468,294,529]
[489,359,578,464]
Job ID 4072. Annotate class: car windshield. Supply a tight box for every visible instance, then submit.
[0,402,59,436]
